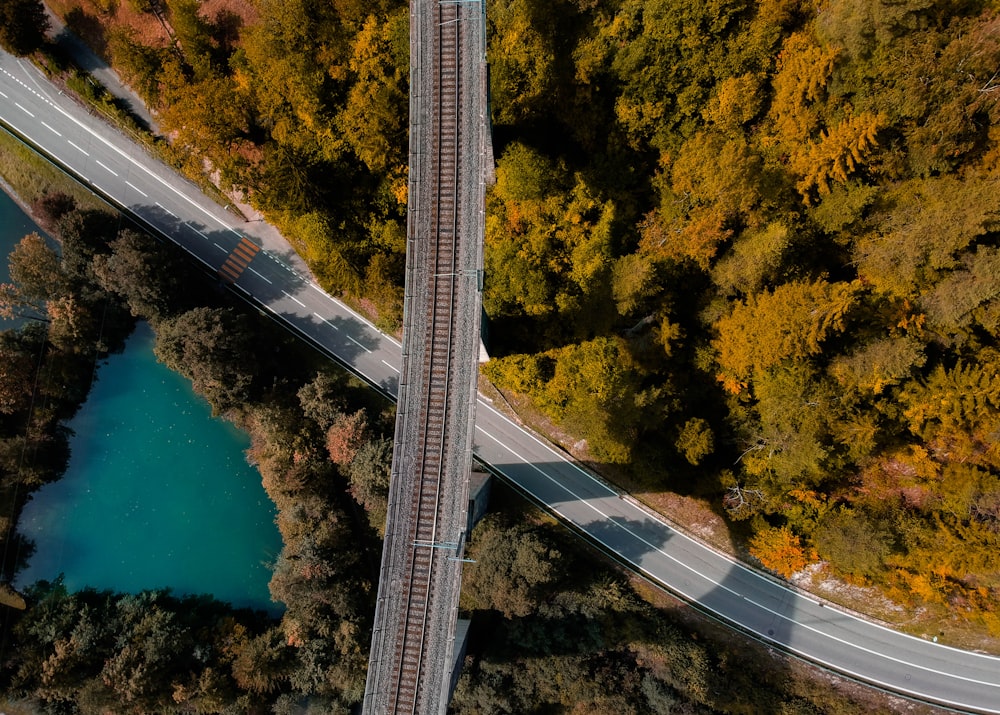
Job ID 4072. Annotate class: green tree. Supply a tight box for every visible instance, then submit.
[345,436,392,532]
[92,229,187,321]
[814,507,897,580]
[462,516,561,618]
[0,337,35,415]
[485,143,615,326]
[829,335,925,395]
[154,307,259,412]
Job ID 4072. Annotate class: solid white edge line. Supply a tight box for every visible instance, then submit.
[472,423,1000,708]
[478,386,1000,662]
[6,57,1000,709]
[308,281,403,348]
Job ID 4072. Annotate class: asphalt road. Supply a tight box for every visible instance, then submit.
[2,51,999,713]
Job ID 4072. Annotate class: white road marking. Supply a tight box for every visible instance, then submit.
[0,90,7,98]
[213,242,226,253]
[14,102,34,117]
[346,335,371,353]
[314,313,339,331]
[230,228,242,237]
[6,59,1000,712]
[282,290,305,307]
[125,181,148,197]
[41,121,61,136]
[247,267,271,284]
[472,421,1000,710]
[186,223,207,238]
[155,201,176,217]
[307,280,402,347]
[381,359,400,373]
[95,159,118,176]
[67,140,89,156]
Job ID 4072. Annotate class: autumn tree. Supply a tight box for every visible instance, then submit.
[712,279,857,390]
[749,526,813,578]
[337,10,409,178]
[4,233,68,313]
[675,417,714,466]
[325,409,368,464]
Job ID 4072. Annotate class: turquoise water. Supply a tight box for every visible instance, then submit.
[14,320,282,613]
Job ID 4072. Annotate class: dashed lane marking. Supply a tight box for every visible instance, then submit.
[67,140,89,156]
[313,313,339,331]
[41,121,61,136]
[282,290,306,308]
[346,335,371,353]
[247,267,271,284]
[155,201,177,217]
[14,102,34,117]
[95,159,118,176]
[125,181,148,198]
[381,359,400,373]
[213,242,227,253]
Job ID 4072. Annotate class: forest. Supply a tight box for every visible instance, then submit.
[0,181,893,711]
[1,0,999,707]
[35,0,999,631]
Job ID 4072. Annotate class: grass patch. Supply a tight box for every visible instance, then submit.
[0,126,107,211]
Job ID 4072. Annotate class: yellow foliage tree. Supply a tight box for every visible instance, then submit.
[712,279,857,386]
[749,526,814,578]
[792,110,886,199]
[769,32,840,144]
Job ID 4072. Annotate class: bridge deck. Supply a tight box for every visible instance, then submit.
[361,0,487,713]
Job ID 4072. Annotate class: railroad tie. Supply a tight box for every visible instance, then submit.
[218,236,261,283]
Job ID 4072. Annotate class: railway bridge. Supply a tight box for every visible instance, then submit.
[361,0,488,712]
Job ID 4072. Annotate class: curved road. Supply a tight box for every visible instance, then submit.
[1,51,998,713]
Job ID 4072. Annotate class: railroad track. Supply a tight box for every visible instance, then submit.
[386,2,465,712]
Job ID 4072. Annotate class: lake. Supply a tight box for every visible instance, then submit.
[3,192,281,613]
